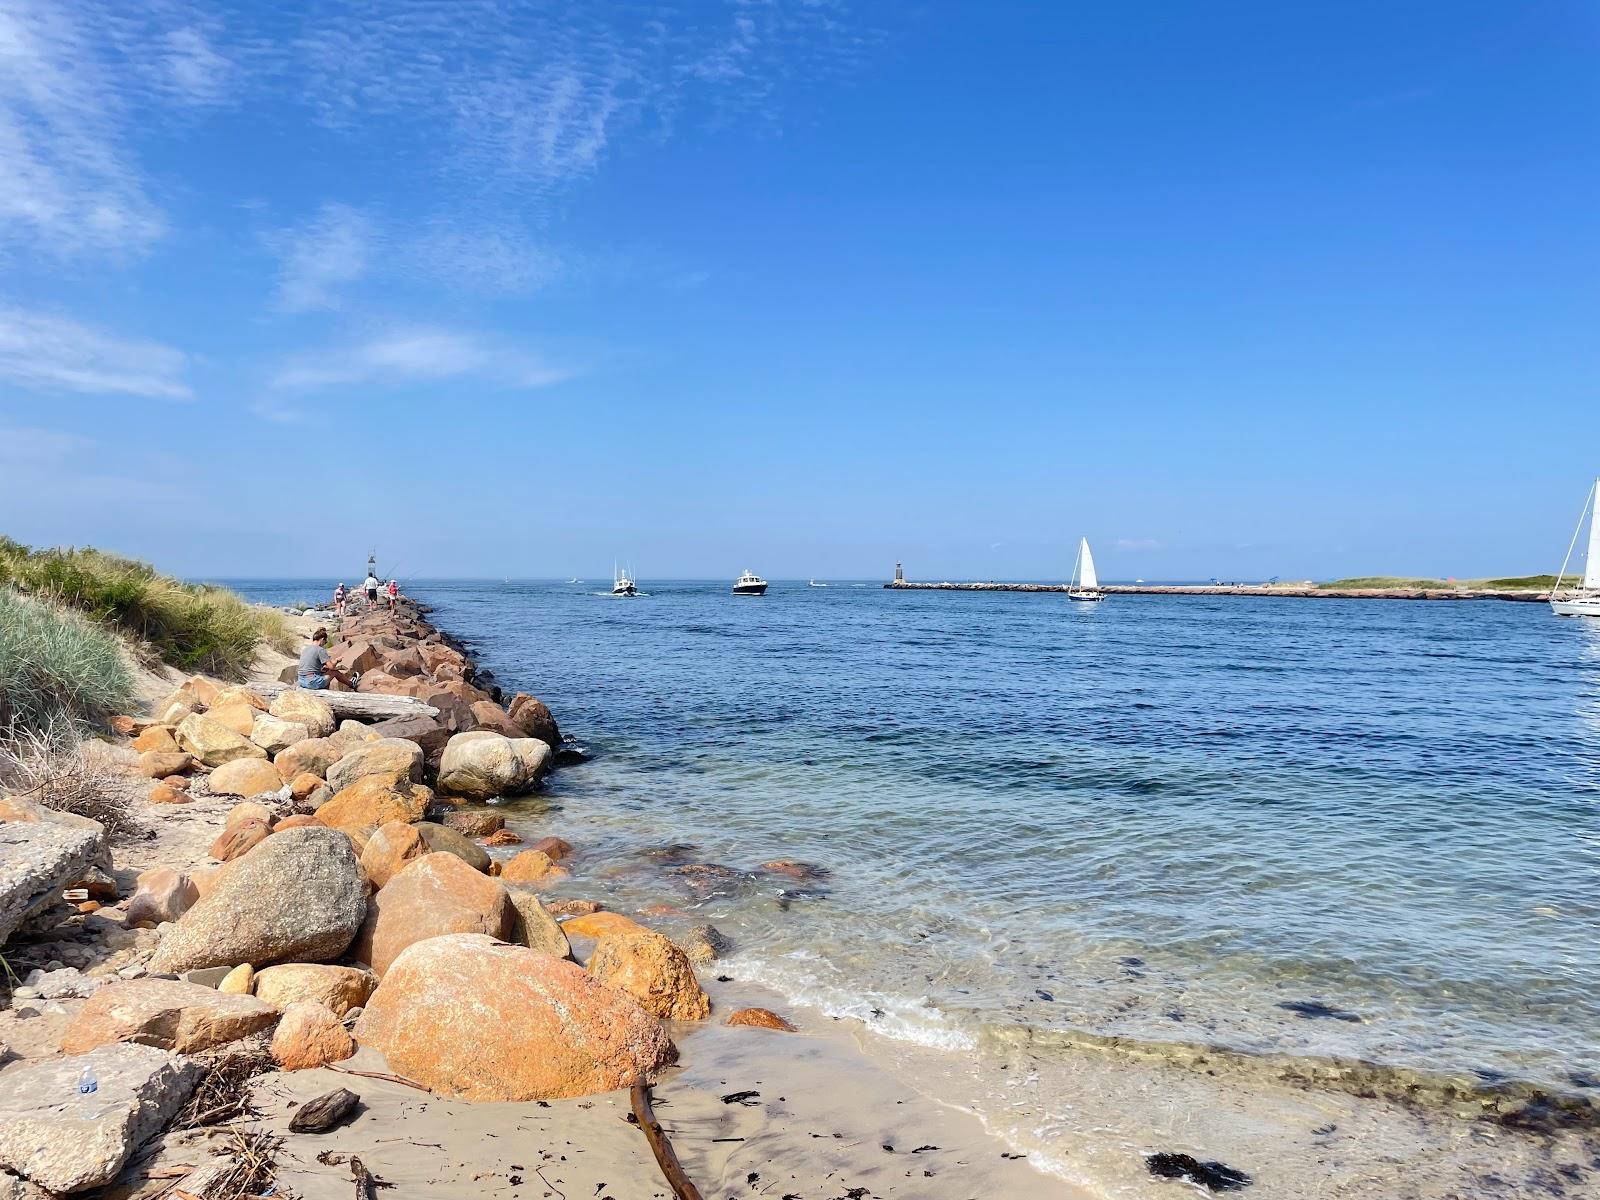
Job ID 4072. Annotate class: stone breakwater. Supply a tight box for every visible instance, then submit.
[885,581,1552,602]
[0,596,789,1197]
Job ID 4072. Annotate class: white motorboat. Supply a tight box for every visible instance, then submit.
[733,569,768,596]
[613,564,638,597]
[1551,479,1600,616]
[1067,537,1105,602]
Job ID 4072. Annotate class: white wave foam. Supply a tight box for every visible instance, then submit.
[722,950,979,1052]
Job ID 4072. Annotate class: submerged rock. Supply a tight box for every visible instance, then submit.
[354,933,675,1101]
[726,1007,796,1032]
[1145,1152,1252,1192]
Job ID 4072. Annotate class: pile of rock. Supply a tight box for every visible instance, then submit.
[0,601,740,1198]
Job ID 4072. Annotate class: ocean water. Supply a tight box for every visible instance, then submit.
[229,578,1600,1181]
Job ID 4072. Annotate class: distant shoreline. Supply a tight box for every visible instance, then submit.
[885,580,1554,602]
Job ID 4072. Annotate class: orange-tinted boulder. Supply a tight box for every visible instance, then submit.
[547,898,601,916]
[253,963,376,1015]
[726,1007,796,1032]
[210,758,284,798]
[274,814,324,831]
[289,772,325,802]
[138,751,193,779]
[126,867,199,925]
[359,821,426,889]
[350,852,514,976]
[587,929,711,1021]
[500,849,567,884]
[132,725,179,754]
[527,836,573,862]
[483,829,522,846]
[60,977,277,1054]
[559,911,645,940]
[442,810,504,837]
[148,782,187,804]
[353,933,675,1100]
[316,776,432,840]
[271,1000,355,1070]
[210,818,270,862]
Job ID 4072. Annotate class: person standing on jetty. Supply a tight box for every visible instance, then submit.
[332,581,347,617]
[297,628,356,690]
[363,570,381,609]
[386,578,399,610]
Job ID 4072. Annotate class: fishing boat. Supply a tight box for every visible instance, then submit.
[1068,537,1105,602]
[809,579,827,587]
[1551,479,1600,617]
[613,564,638,597]
[733,569,769,596]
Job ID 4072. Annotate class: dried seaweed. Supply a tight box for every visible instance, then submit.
[173,1036,275,1130]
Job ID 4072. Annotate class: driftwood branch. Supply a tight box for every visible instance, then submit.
[328,1064,432,1093]
[630,1082,703,1200]
[248,683,438,720]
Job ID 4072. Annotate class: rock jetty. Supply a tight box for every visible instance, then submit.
[0,594,717,1198]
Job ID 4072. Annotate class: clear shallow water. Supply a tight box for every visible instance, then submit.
[229,579,1600,1101]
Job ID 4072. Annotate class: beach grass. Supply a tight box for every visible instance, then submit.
[0,537,295,678]
[0,586,135,735]
[1318,574,1578,591]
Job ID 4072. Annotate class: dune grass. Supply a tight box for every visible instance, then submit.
[1318,574,1578,591]
[0,538,293,678]
[0,586,135,735]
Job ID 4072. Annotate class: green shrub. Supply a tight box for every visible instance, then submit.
[0,541,285,678]
[0,587,135,735]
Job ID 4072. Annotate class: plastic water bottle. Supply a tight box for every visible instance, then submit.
[77,1066,97,1095]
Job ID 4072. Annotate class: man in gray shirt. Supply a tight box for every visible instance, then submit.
[297,628,356,690]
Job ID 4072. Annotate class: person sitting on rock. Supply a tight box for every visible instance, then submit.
[297,628,355,691]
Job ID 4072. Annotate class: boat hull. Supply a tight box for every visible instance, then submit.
[1067,590,1106,602]
[1550,598,1600,617]
[733,584,768,596]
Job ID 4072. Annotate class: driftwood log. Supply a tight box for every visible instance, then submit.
[247,682,438,721]
[288,1087,360,1133]
[631,1083,703,1200]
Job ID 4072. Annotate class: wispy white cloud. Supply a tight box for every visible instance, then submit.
[0,0,166,257]
[0,304,192,399]
[270,201,373,311]
[270,327,575,394]
[1113,538,1163,551]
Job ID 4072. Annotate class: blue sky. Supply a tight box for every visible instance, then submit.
[1,1,1597,582]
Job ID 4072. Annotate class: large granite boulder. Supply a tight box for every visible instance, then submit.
[174,713,265,767]
[148,827,367,973]
[316,777,432,841]
[270,1001,355,1070]
[507,693,562,748]
[252,963,376,1015]
[436,731,550,801]
[0,814,105,943]
[587,929,711,1021]
[207,758,284,798]
[60,977,278,1055]
[363,714,451,759]
[350,852,513,977]
[414,821,491,872]
[0,1043,201,1193]
[273,736,341,782]
[506,887,570,959]
[353,933,675,1101]
[249,714,309,756]
[269,689,336,738]
[326,738,424,794]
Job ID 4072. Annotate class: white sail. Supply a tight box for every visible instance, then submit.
[1078,538,1099,591]
[1586,479,1600,591]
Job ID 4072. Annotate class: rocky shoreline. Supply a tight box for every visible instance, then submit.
[0,594,1077,1200]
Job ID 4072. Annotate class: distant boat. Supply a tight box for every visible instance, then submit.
[733,569,769,596]
[1551,478,1600,617]
[809,579,827,587]
[613,563,638,597]
[567,578,584,584]
[1068,537,1105,602]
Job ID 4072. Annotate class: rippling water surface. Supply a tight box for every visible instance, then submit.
[232,579,1600,1100]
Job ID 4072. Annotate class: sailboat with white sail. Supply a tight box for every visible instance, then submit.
[1551,479,1600,617]
[1068,537,1105,602]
